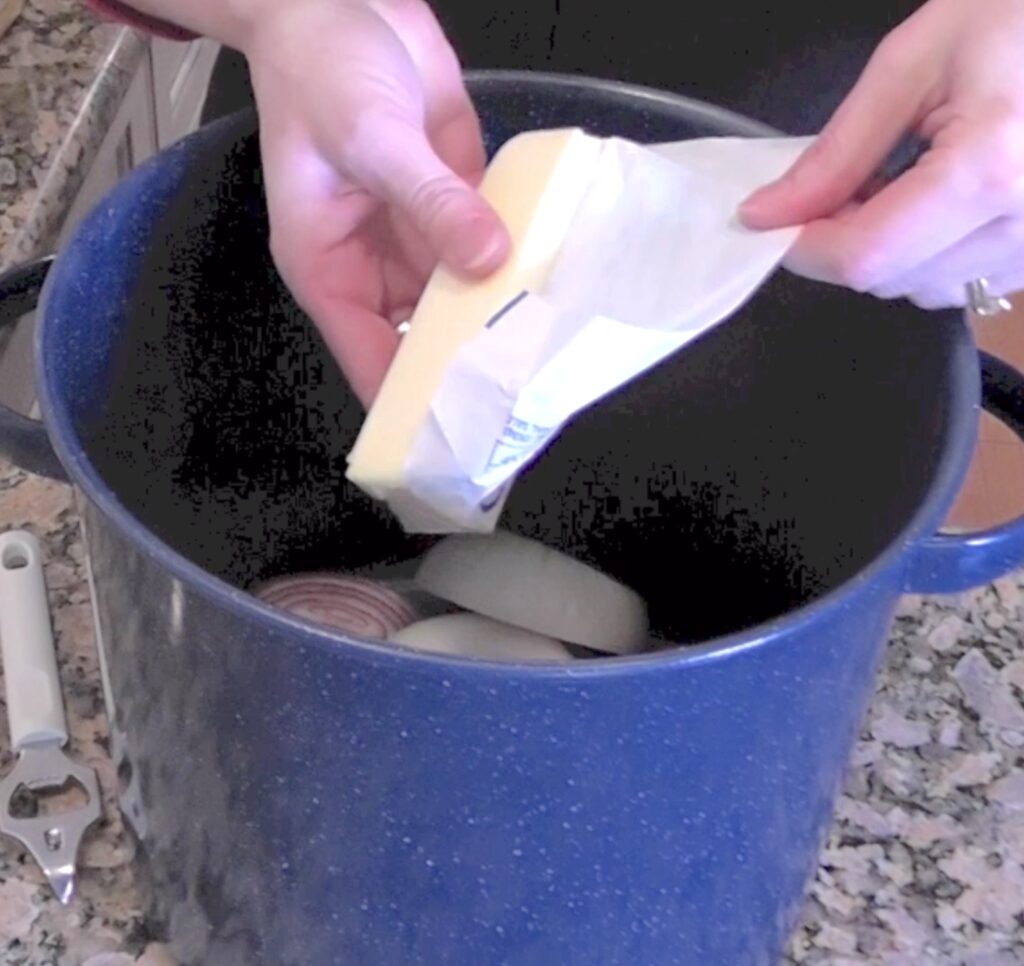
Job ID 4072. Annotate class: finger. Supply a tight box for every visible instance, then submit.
[426,79,489,189]
[272,228,401,407]
[344,112,510,279]
[783,131,1001,291]
[260,129,400,405]
[871,215,1024,299]
[348,0,495,283]
[903,273,1021,312]
[370,0,486,169]
[740,31,937,228]
[355,0,504,276]
[270,195,400,405]
[312,299,401,407]
[380,104,493,284]
[892,272,1023,314]
[275,207,402,404]
[903,287,966,310]
[260,133,380,305]
[404,0,490,181]
[380,85,493,283]
[380,223,434,308]
[269,221,400,406]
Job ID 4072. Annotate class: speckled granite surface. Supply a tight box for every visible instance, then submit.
[2,3,1024,963]
[0,3,170,961]
[0,460,166,965]
[0,0,146,272]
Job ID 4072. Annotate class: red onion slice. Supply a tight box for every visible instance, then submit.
[252,573,418,639]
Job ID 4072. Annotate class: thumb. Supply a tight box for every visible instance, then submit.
[739,39,932,230]
[346,113,510,278]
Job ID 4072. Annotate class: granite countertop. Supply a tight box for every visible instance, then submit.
[1,4,170,961]
[0,0,146,272]
[1,2,1024,964]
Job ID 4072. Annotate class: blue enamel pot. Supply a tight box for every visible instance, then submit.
[2,72,1024,965]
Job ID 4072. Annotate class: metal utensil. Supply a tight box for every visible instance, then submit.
[0,529,101,903]
[966,277,1013,318]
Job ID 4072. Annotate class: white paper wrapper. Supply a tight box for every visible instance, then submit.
[400,134,815,532]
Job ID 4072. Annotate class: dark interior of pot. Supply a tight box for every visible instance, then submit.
[69,79,959,645]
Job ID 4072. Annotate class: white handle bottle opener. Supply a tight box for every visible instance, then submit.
[0,529,101,903]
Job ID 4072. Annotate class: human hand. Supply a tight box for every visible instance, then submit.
[740,0,1024,312]
[244,0,510,405]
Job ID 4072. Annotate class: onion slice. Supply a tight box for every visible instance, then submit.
[414,531,649,655]
[253,573,418,639]
[389,612,571,662]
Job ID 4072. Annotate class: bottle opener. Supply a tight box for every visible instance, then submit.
[0,529,101,903]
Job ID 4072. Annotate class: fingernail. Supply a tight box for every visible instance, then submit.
[448,215,509,275]
[739,181,799,229]
[739,182,777,215]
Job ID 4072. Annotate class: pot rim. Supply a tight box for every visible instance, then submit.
[34,69,981,678]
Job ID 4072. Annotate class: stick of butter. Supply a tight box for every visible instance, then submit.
[345,127,605,532]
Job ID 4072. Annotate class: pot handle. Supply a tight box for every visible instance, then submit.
[904,350,1024,594]
[0,257,68,482]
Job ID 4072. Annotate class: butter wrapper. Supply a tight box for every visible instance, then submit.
[397,134,814,532]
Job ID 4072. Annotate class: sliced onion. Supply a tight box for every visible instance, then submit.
[414,531,649,655]
[389,612,572,662]
[253,573,418,639]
